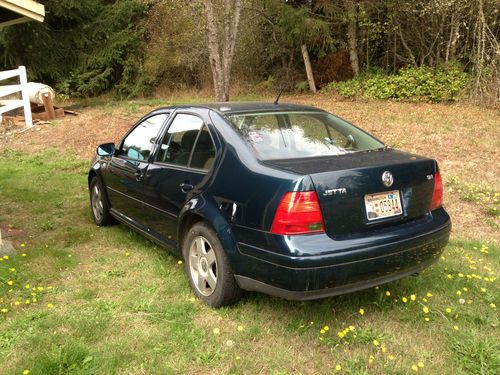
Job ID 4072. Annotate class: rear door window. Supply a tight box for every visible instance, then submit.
[157,114,215,170]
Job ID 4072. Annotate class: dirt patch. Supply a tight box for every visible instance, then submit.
[0,223,27,241]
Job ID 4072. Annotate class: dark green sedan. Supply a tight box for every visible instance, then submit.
[88,102,451,307]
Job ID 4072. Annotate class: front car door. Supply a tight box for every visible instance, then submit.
[103,113,169,228]
[142,112,217,245]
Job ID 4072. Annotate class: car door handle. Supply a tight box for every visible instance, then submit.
[180,183,193,193]
[135,169,144,182]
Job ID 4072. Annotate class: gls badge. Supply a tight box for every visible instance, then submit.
[323,187,347,197]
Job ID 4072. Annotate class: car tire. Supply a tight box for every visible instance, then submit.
[89,177,114,226]
[183,222,242,307]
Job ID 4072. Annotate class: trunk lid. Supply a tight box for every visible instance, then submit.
[264,148,437,237]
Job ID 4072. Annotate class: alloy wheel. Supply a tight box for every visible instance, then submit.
[91,184,104,222]
[188,236,218,296]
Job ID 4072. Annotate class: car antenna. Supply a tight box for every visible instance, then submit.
[274,85,286,105]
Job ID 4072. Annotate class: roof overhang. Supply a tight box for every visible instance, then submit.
[0,0,45,28]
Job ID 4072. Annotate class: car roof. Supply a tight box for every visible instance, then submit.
[154,102,324,115]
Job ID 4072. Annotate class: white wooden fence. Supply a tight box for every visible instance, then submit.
[0,66,33,128]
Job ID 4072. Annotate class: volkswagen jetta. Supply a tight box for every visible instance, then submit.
[88,102,451,307]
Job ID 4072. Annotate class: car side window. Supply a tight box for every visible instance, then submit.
[190,125,215,170]
[120,114,168,160]
[157,114,207,167]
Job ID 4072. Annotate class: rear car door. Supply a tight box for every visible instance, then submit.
[104,113,169,227]
[142,112,217,244]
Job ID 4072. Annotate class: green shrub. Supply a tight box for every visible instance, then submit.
[323,64,469,103]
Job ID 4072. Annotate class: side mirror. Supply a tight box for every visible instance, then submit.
[97,143,116,156]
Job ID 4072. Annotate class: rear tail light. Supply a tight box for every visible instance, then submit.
[271,191,325,235]
[430,172,443,211]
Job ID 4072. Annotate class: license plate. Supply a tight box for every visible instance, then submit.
[364,190,403,221]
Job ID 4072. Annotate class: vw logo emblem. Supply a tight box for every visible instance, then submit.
[382,171,394,187]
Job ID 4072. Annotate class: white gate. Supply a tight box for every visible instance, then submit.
[0,66,33,128]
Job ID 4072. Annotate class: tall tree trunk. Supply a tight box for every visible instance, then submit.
[344,0,360,75]
[205,0,242,102]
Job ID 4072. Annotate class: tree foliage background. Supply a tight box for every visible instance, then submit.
[0,0,498,104]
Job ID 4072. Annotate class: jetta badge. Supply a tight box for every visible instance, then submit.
[382,171,394,187]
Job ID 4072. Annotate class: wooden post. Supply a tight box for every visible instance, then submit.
[42,92,56,120]
[301,44,317,93]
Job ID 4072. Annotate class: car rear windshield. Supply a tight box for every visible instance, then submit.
[226,111,384,160]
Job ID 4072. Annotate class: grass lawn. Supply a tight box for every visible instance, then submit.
[0,96,498,374]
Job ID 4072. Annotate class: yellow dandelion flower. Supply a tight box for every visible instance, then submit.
[335,364,342,372]
[389,355,395,361]
[3,255,8,260]
[458,273,464,278]
[411,364,418,371]
[447,274,453,279]
[446,308,452,313]
[321,329,326,334]
[9,268,15,272]
[1,308,7,313]
[426,292,433,297]
[402,297,408,303]
[381,345,387,353]
[22,253,27,257]
[348,325,355,331]
[410,294,416,301]
[337,331,344,338]
[25,300,30,305]
[25,284,30,289]
[462,287,468,292]
[237,325,244,332]
[47,303,54,309]
[359,308,365,315]
[324,325,329,331]
[424,317,430,322]
[385,291,391,297]
[7,280,13,286]
[125,252,130,256]
[456,291,462,296]
[213,328,220,335]
[23,370,30,375]
[453,326,459,331]
[422,306,429,313]
[373,339,380,346]
[480,288,487,292]
[418,362,424,368]
[369,355,374,364]
[423,298,428,303]
[177,260,183,265]
[21,243,26,247]
[14,301,20,306]
[490,303,496,309]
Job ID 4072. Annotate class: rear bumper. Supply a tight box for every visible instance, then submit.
[233,209,451,300]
